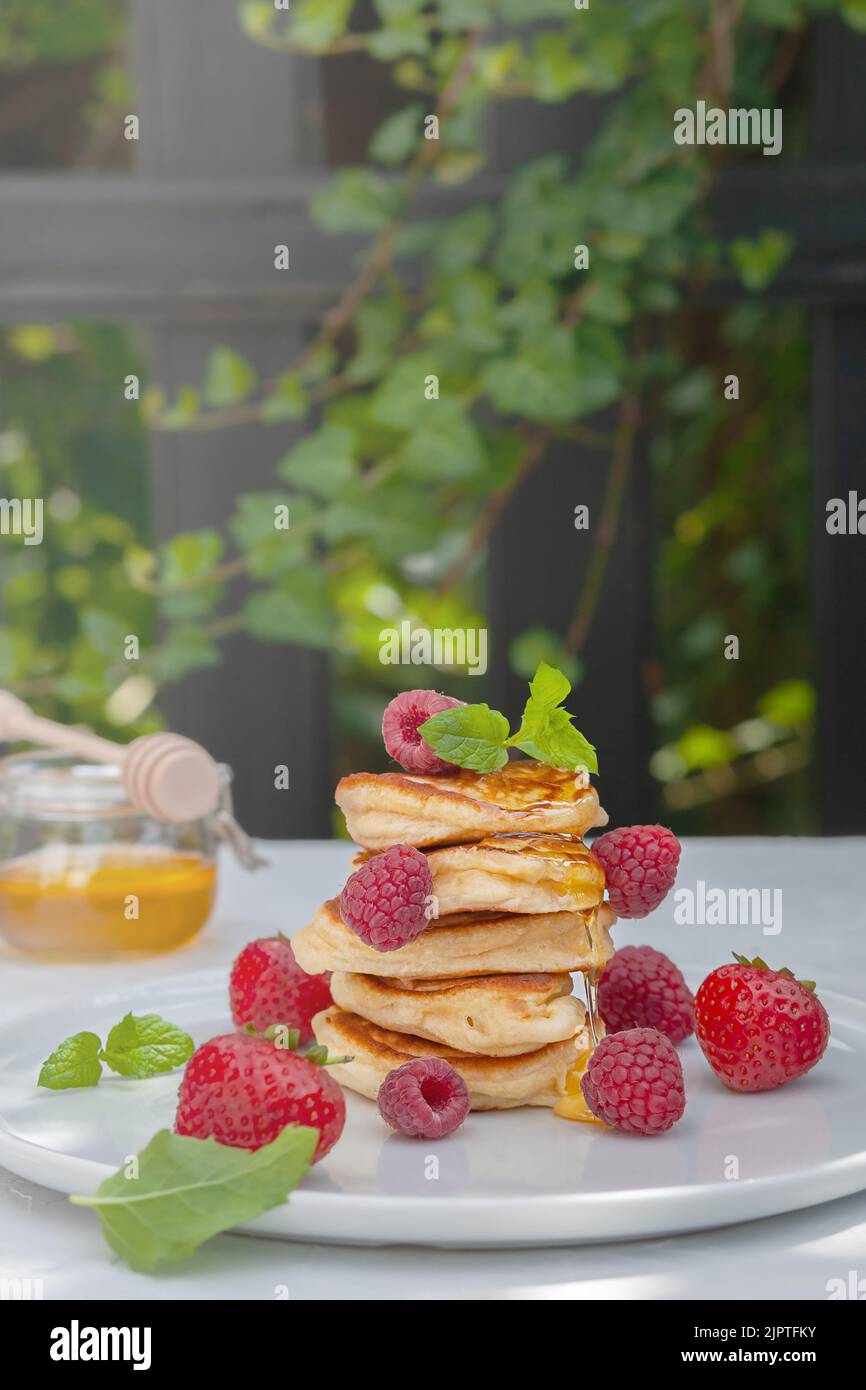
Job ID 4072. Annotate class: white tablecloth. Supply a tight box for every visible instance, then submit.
[1,838,864,1301]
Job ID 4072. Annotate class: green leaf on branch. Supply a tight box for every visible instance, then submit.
[528,32,591,101]
[346,299,406,384]
[203,348,257,408]
[398,403,485,482]
[432,151,484,185]
[239,3,276,41]
[70,1125,317,1271]
[432,206,495,275]
[370,355,443,429]
[277,425,357,499]
[368,23,431,60]
[437,0,494,28]
[374,0,427,15]
[160,531,224,587]
[730,230,793,293]
[312,170,399,233]
[230,493,315,579]
[261,372,308,422]
[153,626,222,682]
[290,0,353,51]
[369,103,424,165]
[162,386,200,428]
[244,571,334,648]
[80,609,128,659]
[481,329,587,423]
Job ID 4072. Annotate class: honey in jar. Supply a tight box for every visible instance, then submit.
[0,752,221,960]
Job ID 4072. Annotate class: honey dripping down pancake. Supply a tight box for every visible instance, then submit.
[336,759,608,850]
[352,832,606,917]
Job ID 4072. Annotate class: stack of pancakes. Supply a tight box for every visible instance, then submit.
[292,761,614,1111]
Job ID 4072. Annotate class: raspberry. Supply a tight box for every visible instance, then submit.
[591,824,681,918]
[229,936,332,1043]
[382,688,463,774]
[377,1057,470,1139]
[598,945,694,1044]
[694,957,830,1093]
[580,1028,686,1135]
[340,844,433,952]
[175,1033,345,1162]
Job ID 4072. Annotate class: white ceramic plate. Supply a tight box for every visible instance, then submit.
[0,969,864,1247]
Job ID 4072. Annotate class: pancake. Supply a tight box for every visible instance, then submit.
[292,899,615,979]
[314,1006,588,1110]
[329,970,585,1056]
[336,760,607,850]
[353,832,605,916]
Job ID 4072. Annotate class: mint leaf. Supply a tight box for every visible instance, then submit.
[70,1126,317,1271]
[512,706,598,774]
[38,1032,103,1091]
[507,661,598,773]
[524,659,572,713]
[419,703,510,773]
[101,1013,195,1080]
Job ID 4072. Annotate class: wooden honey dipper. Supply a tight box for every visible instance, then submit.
[0,690,222,823]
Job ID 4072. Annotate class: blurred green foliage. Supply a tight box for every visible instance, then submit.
[1,0,856,828]
[0,326,157,734]
[0,0,123,65]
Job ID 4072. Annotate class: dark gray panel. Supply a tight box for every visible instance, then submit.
[143,321,332,838]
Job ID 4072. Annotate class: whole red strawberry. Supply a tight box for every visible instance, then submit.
[175,1033,345,1162]
[229,936,332,1043]
[694,955,830,1093]
[591,824,681,918]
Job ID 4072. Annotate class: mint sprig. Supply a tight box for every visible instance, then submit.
[70,1125,317,1271]
[419,662,597,776]
[38,1013,195,1091]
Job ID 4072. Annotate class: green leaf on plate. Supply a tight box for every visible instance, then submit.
[70,1126,318,1271]
[101,1013,195,1080]
[38,1032,103,1091]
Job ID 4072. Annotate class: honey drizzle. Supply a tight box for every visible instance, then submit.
[431,761,592,810]
[553,916,606,1123]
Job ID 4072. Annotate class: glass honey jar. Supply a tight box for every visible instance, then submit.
[0,751,228,960]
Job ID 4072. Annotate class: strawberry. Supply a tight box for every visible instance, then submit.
[175,1032,346,1162]
[694,955,830,1093]
[229,935,332,1043]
